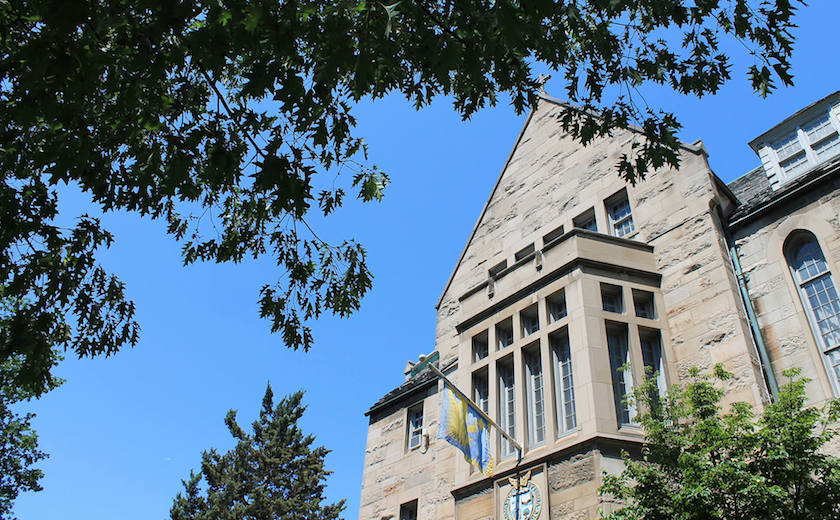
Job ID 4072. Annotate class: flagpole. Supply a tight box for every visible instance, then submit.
[418,355,523,455]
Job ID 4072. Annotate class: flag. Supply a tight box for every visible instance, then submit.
[437,383,495,476]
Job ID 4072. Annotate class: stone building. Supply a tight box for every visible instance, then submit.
[358,90,840,520]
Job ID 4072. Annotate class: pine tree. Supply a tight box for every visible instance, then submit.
[170,387,345,520]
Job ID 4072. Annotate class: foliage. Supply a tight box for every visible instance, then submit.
[170,387,345,520]
[601,366,840,520]
[0,353,61,519]
[0,0,802,394]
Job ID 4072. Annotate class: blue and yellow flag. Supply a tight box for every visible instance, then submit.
[437,383,495,476]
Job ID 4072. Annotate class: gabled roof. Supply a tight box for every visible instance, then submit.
[435,93,706,309]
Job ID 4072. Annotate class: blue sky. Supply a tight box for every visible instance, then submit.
[13,4,840,519]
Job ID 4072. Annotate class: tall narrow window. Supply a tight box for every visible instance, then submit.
[606,190,635,238]
[551,329,576,434]
[786,232,840,390]
[496,318,514,349]
[407,404,424,450]
[547,289,567,323]
[524,345,545,447]
[473,330,489,361]
[606,323,635,425]
[498,360,517,457]
[473,370,489,413]
[521,305,540,337]
[640,328,667,398]
[400,500,418,520]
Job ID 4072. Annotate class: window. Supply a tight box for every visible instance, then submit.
[400,500,418,520]
[473,370,489,413]
[524,345,545,446]
[606,190,635,238]
[551,329,576,434]
[515,244,536,262]
[489,260,507,278]
[771,109,840,183]
[632,289,656,319]
[601,283,624,313]
[543,225,565,245]
[606,323,635,425]
[573,208,597,232]
[498,360,517,457]
[547,289,567,323]
[803,113,840,162]
[496,318,514,349]
[774,130,809,178]
[640,328,667,398]
[407,404,424,450]
[473,330,489,361]
[786,232,840,390]
[520,305,540,337]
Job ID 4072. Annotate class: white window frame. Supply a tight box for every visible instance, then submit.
[786,233,840,395]
[606,191,635,238]
[407,404,424,450]
[524,348,546,447]
[771,106,840,184]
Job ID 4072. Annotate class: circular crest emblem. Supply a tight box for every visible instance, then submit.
[503,472,542,520]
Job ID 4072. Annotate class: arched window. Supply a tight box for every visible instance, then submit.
[786,231,840,391]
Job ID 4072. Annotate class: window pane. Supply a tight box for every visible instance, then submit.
[547,290,567,323]
[640,330,667,398]
[780,151,809,177]
[607,196,635,238]
[473,372,489,413]
[498,363,516,456]
[803,114,835,143]
[607,326,635,425]
[774,130,803,160]
[408,406,423,449]
[814,133,840,161]
[525,349,545,446]
[788,234,840,392]
[551,331,576,434]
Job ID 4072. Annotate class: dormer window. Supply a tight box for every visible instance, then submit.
[766,106,840,186]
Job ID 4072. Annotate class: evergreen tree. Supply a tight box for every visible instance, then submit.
[601,366,840,520]
[170,387,345,520]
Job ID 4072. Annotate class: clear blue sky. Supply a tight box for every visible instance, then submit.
[13,4,840,519]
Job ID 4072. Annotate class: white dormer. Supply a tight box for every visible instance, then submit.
[750,91,840,190]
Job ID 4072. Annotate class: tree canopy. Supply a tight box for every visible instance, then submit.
[169,387,345,520]
[601,367,840,520]
[0,0,803,394]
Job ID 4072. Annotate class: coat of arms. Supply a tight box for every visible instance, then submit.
[503,470,542,520]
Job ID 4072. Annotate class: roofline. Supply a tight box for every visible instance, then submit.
[435,103,538,310]
[748,90,840,150]
[363,376,437,417]
[435,93,706,310]
[536,93,708,154]
[728,156,840,230]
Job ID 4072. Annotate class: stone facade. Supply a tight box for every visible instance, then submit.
[360,91,840,520]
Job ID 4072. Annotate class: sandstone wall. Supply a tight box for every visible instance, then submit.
[732,175,840,404]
